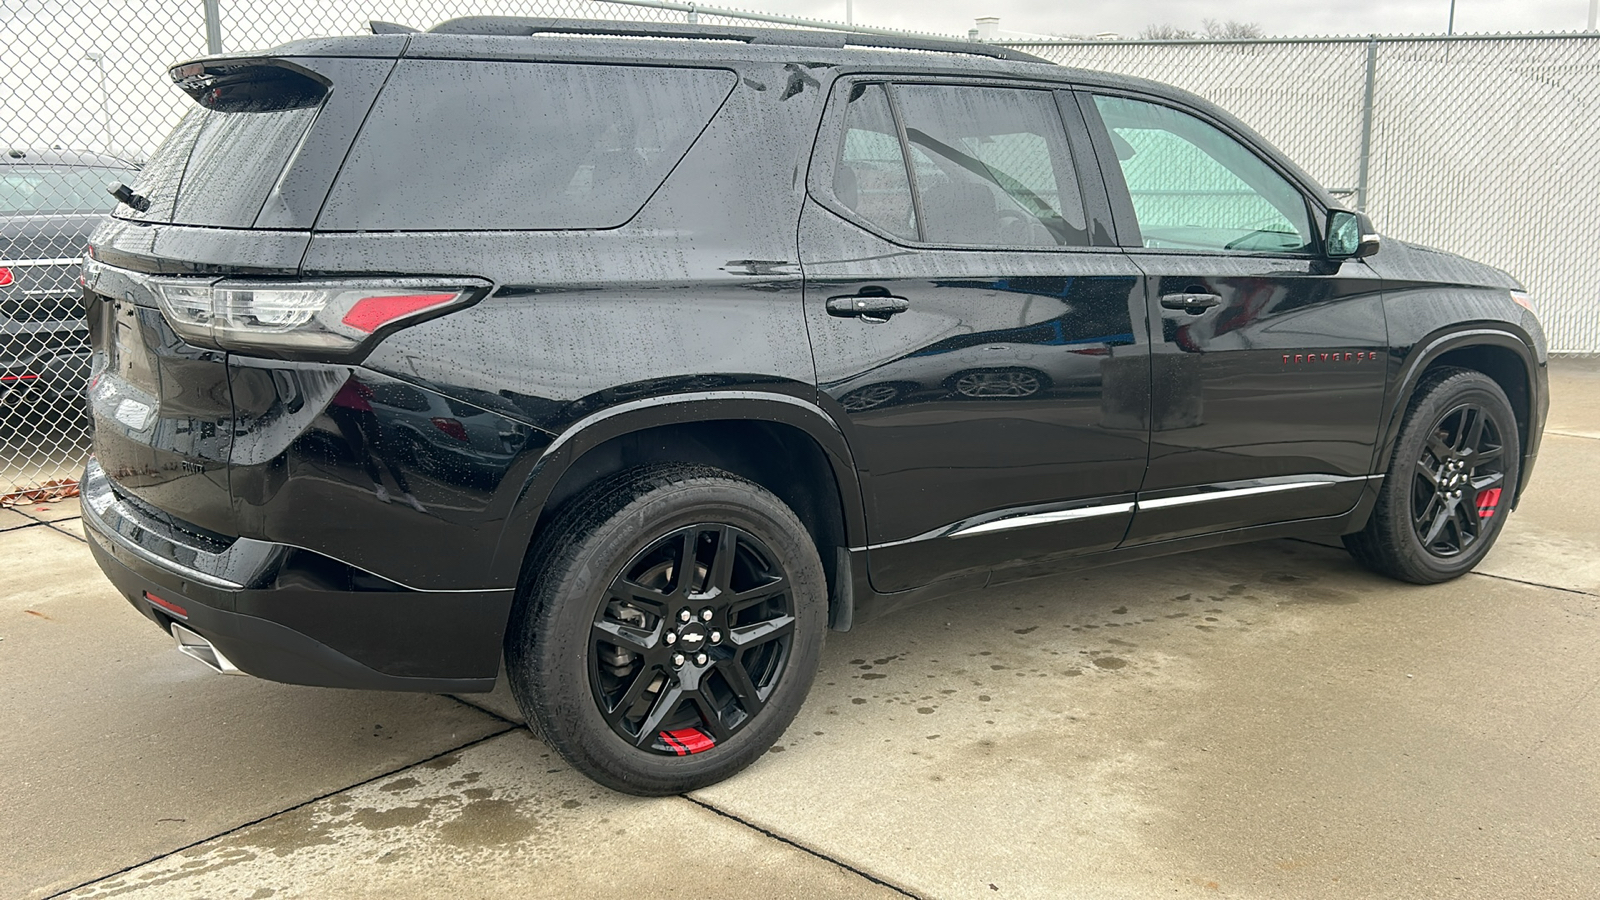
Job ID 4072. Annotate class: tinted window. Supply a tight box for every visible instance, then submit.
[834,83,916,240]
[0,166,134,214]
[896,86,1088,248]
[320,61,735,232]
[1093,95,1313,254]
[125,66,326,227]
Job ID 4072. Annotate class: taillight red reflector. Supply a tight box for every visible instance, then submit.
[340,293,458,334]
[145,592,188,618]
[0,267,12,286]
[1,373,39,382]
[431,417,470,442]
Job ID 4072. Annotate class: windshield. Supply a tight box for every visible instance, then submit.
[0,166,134,215]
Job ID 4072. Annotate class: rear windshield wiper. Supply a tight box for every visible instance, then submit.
[109,181,151,212]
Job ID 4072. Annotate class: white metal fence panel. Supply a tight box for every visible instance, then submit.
[1007,35,1600,355]
[2,6,1594,496]
[1,0,863,496]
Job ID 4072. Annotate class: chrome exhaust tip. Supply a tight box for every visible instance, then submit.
[171,622,245,675]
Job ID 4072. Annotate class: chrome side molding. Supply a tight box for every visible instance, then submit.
[869,474,1379,547]
[950,502,1136,539]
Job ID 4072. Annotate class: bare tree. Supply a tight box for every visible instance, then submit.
[1202,19,1265,39]
[1139,23,1197,39]
[1138,20,1264,40]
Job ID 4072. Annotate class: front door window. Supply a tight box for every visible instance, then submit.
[1093,95,1313,254]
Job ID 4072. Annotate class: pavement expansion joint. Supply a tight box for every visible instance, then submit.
[1470,569,1597,598]
[681,795,924,899]
[45,519,85,543]
[443,691,521,725]
[44,724,518,900]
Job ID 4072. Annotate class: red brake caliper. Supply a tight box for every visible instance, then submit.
[660,728,715,755]
[1476,487,1503,519]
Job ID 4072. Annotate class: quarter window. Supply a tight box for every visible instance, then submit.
[320,61,734,231]
[835,83,917,241]
[1093,95,1313,254]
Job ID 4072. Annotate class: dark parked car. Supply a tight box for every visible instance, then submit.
[81,19,1546,794]
[2,148,138,427]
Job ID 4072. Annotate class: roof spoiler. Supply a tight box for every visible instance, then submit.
[370,20,419,35]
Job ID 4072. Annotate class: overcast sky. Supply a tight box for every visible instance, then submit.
[763,0,1596,38]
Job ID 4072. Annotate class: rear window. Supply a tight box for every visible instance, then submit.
[124,64,325,228]
[1,166,136,215]
[317,61,735,232]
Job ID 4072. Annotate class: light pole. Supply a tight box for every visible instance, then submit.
[82,52,110,155]
[1447,0,1456,35]
[1589,0,1597,32]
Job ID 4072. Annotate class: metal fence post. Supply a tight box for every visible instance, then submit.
[203,0,223,54]
[1356,36,1377,212]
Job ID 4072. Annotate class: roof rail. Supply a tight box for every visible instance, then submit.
[424,17,1049,64]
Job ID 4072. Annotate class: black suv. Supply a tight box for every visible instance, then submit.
[3,148,138,429]
[82,19,1547,794]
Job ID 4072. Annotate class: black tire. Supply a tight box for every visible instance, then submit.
[1344,367,1520,584]
[504,463,826,795]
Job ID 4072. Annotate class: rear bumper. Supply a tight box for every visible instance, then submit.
[81,459,508,692]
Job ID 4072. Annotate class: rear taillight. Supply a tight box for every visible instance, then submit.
[152,278,488,360]
[0,266,12,287]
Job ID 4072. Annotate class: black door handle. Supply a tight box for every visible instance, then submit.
[826,289,911,323]
[1160,292,1223,313]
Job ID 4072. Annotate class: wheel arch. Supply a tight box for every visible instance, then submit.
[490,392,868,628]
[1375,327,1545,508]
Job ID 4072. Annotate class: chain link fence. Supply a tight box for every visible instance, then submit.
[1,0,896,497]
[2,5,1595,496]
[1004,34,1600,357]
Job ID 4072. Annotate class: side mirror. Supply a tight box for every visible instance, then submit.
[1327,209,1380,259]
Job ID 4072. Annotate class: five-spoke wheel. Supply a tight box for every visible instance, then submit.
[1346,367,1520,583]
[1409,402,1508,558]
[505,464,825,795]
[591,523,797,756]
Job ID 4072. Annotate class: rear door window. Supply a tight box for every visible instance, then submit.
[318,61,735,232]
[822,81,1090,248]
[895,85,1089,248]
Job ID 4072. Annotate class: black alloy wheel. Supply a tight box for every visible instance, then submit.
[591,523,796,756]
[505,463,825,795]
[1345,367,1521,584]
[1409,402,1507,558]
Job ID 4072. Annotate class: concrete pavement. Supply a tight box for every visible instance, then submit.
[5,359,1598,899]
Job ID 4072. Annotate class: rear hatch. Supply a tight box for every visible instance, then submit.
[86,50,397,532]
